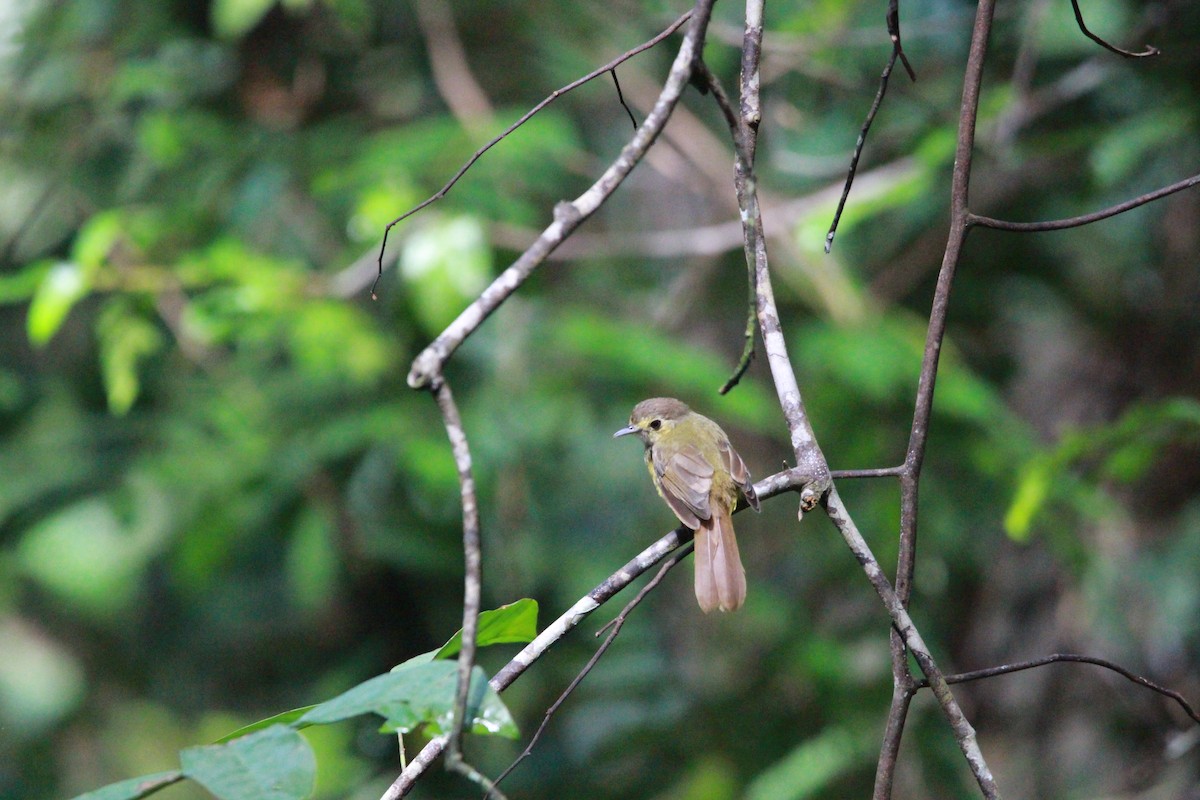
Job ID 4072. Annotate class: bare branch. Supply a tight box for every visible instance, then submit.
[970,172,1200,232]
[723,3,999,793]
[406,1,717,389]
[825,49,902,254]
[371,10,694,299]
[887,0,917,81]
[722,0,830,508]
[830,466,906,479]
[1069,0,1160,59]
[880,0,1001,794]
[430,380,502,797]
[916,654,1200,726]
[488,547,692,796]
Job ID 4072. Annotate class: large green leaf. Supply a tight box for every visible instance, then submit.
[213,706,318,744]
[299,660,517,738]
[68,771,184,800]
[434,598,539,659]
[26,261,89,345]
[180,725,315,800]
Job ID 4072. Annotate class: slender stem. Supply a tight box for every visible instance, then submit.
[970,172,1200,232]
[925,653,1200,726]
[1068,0,1159,58]
[878,1,1000,796]
[431,380,502,797]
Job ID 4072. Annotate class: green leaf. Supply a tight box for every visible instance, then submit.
[434,598,538,659]
[400,215,492,335]
[181,725,315,800]
[299,660,517,738]
[213,706,318,744]
[26,261,89,345]
[68,771,184,800]
[1005,458,1053,542]
[211,0,277,39]
[18,498,143,617]
[98,302,164,415]
[0,260,52,305]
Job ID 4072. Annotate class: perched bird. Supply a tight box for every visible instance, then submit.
[614,397,759,612]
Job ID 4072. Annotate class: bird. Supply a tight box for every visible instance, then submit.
[614,397,759,612]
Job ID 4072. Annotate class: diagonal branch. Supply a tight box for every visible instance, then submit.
[372,10,694,299]
[407,0,717,389]
[726,0,1000,796]
[487,546,692,795]
[825,48,902,254]
[827,0,918,254]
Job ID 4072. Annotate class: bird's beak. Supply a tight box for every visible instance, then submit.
[613,424,639,439]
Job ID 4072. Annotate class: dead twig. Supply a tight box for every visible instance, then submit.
[371,10,694,299]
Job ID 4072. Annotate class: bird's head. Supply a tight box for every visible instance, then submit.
[613,397,691,445]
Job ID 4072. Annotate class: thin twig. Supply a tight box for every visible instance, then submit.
[825,0,918,253]
[920,653,1200,726]
[825,49,901,254]
[887,0,917,81]
[486,547,692,796]
[696,59,757,397]
[1069,0,1159,58]
[718,303,756,394]
[370,10,694,299]
[610,69,638,131]
[970,172,1200,232]
[432,380,503,798]
[407,1,716,389]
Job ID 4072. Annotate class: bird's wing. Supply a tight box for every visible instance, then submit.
[718,438,760,511]
[653,443,714,528]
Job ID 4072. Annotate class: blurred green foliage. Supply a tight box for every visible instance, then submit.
[1,1,1198,799]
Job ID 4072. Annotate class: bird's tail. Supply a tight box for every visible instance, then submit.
[694,509,746,613]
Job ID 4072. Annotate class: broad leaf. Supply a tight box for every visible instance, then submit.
[213,706,317,744]
[299,660,517,738]
[69,771,183,800]
[434,598,538,659]
[180,725,315,800]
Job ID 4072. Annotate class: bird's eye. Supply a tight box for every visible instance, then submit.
[649,419,662,430]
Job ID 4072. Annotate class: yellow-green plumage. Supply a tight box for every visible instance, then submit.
[614,398,759,612]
